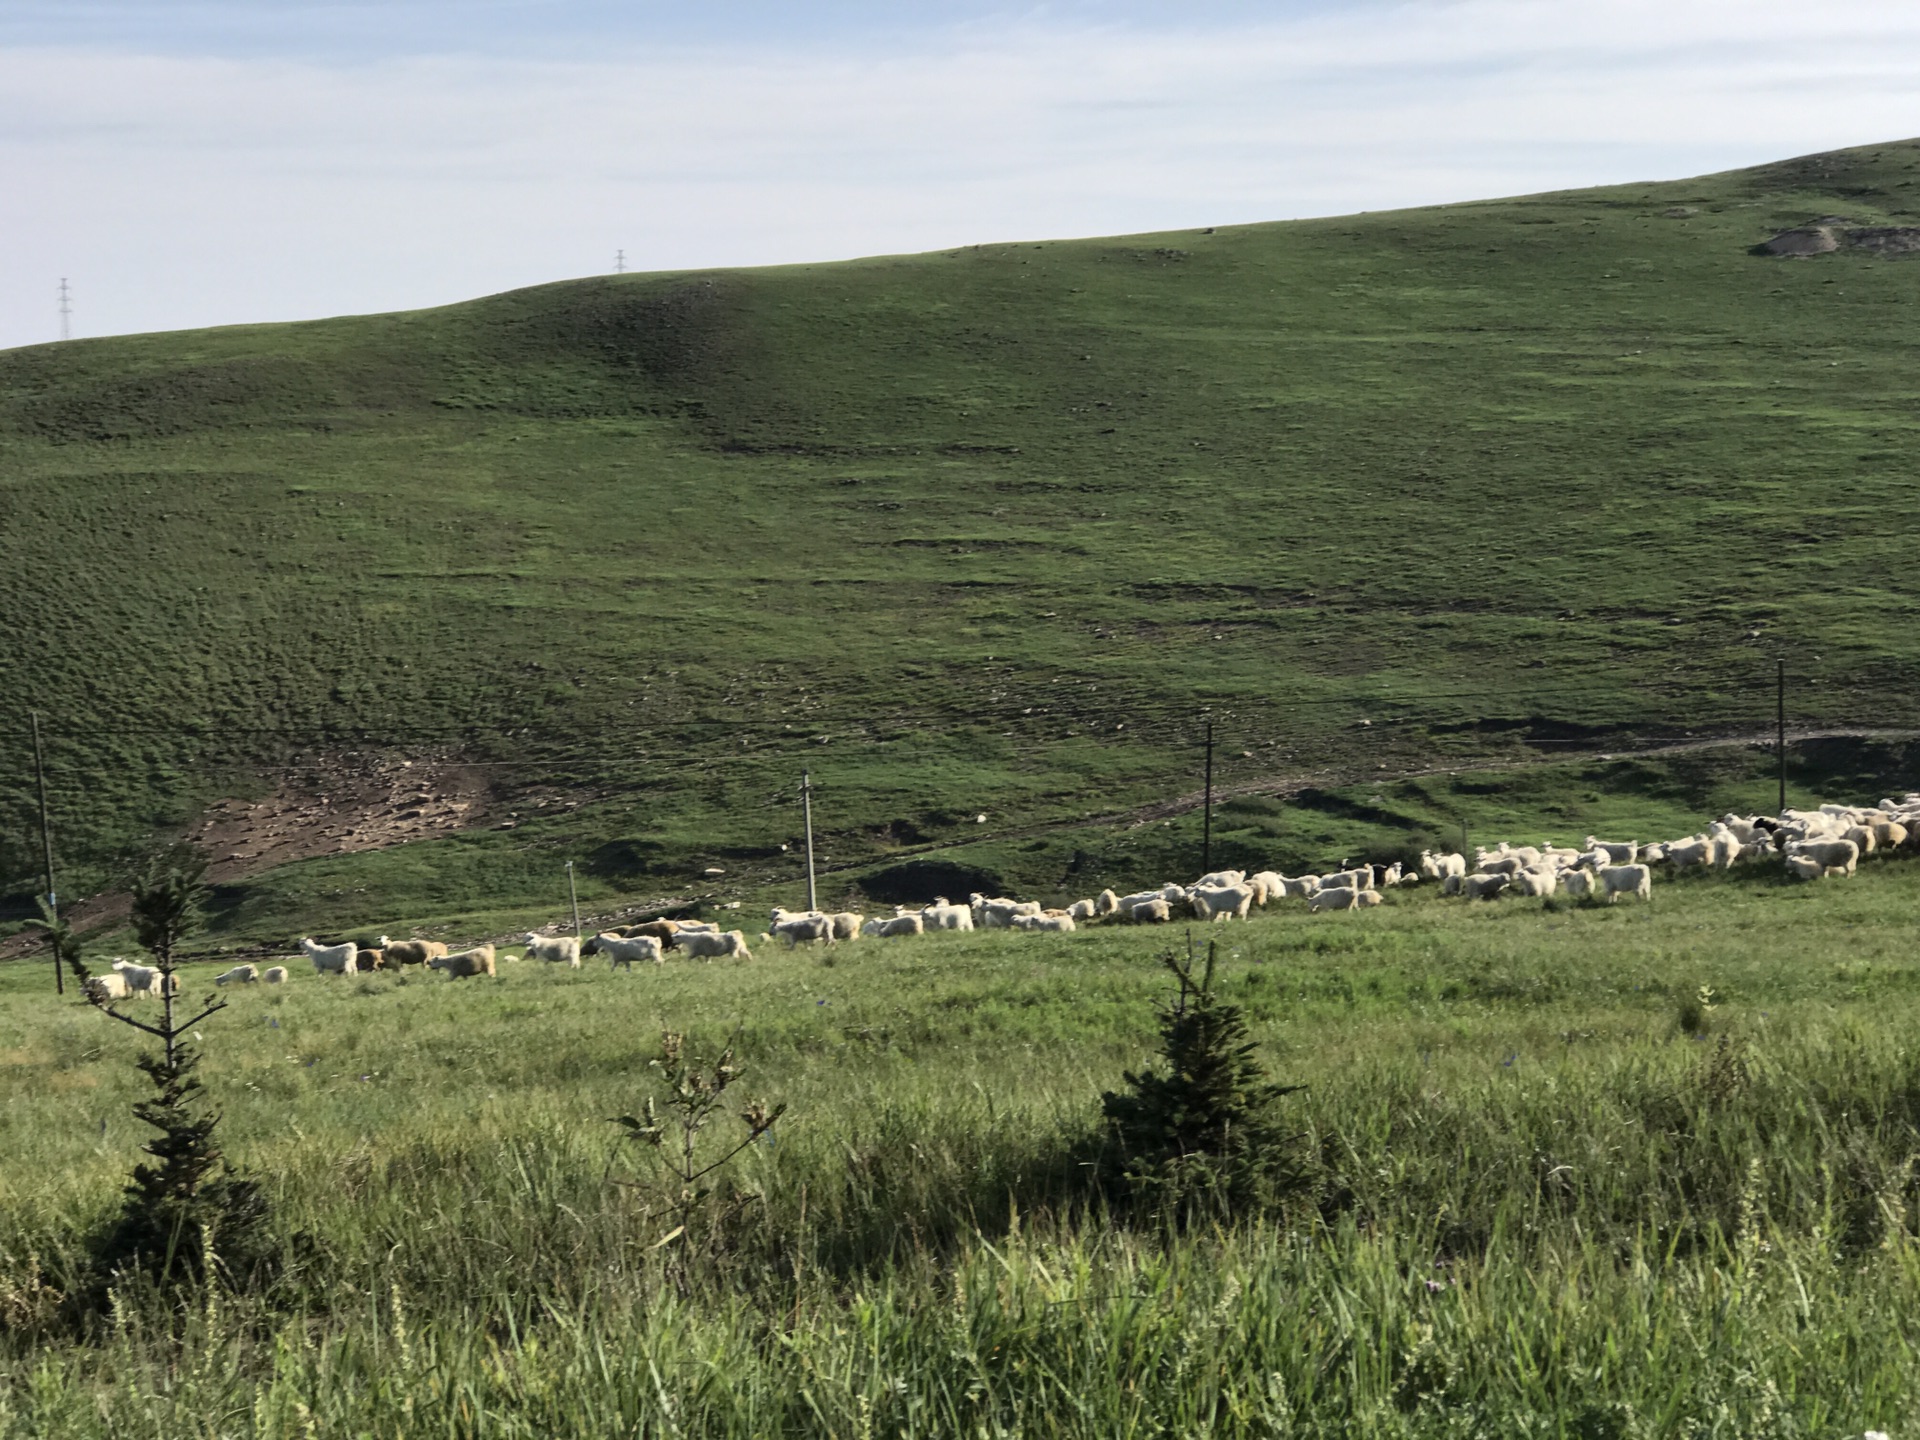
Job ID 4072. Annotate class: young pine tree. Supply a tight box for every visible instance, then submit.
[1098,939,1309,1222]
[47,860,275,1300]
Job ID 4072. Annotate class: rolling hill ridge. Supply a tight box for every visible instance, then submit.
[4,138,1920,938]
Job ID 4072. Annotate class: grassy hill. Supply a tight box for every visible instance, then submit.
[5,139,1920,937]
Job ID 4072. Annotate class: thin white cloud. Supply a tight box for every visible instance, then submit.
[3,0,1918,348]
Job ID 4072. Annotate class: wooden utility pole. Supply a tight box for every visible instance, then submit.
[565,860,582,937]
[1201,720,1214,874]
[30,711,61,994]
[1777,658,1787,815]
[801,770,818,913]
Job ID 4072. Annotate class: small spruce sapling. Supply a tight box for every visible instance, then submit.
[1099,937,1308,1221]
[610,1030,785,1291]
[38,860,274,1299]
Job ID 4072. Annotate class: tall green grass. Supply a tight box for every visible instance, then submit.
[5,864,1920,1434]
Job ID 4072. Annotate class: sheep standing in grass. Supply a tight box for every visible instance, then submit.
[521,933,582,968]
[597,933,665,968]
[300,938,357,975]
[1188,882,1255,922]
[1011,912,1075,933]
[85,973,130,1002]
[1308,887,1359,913]
[111,960,179,996]
[262,966,289,984]
[428,946,496,979]
[872,913,924,938]
[214,964,258,986]
[1597,865,1652,903]
[921,899,974,931]
[380,938,447,967]
[678,929,754,960]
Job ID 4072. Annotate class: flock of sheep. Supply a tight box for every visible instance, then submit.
[77,794,1920,999]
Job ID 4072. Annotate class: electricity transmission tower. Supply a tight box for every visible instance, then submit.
[615,250,626,274]
[58,278,71,341]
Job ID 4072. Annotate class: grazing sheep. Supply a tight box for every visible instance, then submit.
[1354,889,1385,908]
[1784,854,1827,881]
[1188,882,1255,922]
[773,911,835,946]
[1462,874,1511,901]
[1663,837,1713,871]
[111,960,178,996]
[1787,838,1859,876]
[872,913,924,938]
[1094,888,1121,917]
[1011,912,1076,933]
[1420,851,1467,881]
[1319,869,1372,894]
[213,964,258,986]
[1308,887,1359,913]
[1194,870,1246,888]
[1560,869,1597,899]
[829,913,864,941]
[428,946,496,979]
[85,972,130,1002]
[1584,838,1637,866]
[1597,864,1652,904]
[1248,871,1284,905]
[921,900,975,932]
[379,938,447,967]
[300,937,357,975]
[597,933,665,967]
[1066,898,1099,922]
[521,933,582,968]
[1130,898,1172,924]
[353,949,385,972]
[971,894,1042,929]
[678,928,754,960]
[1274,874,1320,900]
[1511,867,1558,899]
[262,966,289,984]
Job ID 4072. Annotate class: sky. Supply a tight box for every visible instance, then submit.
[3,1,1918,350]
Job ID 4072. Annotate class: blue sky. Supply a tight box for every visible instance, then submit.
[3,1,1916,348]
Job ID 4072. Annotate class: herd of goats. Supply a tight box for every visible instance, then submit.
[79,794,1920,998]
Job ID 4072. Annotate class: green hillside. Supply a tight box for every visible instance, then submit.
[4,139,1920,934]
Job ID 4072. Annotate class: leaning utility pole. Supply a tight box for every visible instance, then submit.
[1776,658,1787,815]
[800,770,818,913]
[1201,720,1214,874]
[30,711,62,994]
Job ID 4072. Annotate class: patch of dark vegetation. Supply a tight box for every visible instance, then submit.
[583,837,673,880]
[860,858,1004,906]
[1290,788,1422,829]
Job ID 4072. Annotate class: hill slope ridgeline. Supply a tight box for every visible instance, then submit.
[3,139,1920,933]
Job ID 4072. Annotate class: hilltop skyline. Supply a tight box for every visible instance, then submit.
[4,0,1916,349]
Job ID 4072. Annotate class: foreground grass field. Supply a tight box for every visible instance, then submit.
[5,138,1920,926]
[6,861,1920,1435]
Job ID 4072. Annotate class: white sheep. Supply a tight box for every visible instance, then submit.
[428,945,496,978]
[1420,851,1467,881]
[84,972,130,1002]
[1010,912,1075,933]
[299,937,357,975]
[111,960,178,996]
[871,913,924,938]
[262,966,289,984]
[1584,838,1637,865]
[213,964,259,986]
[920,900,974,931]
[1462,874,1511,901]
[1597,864,1652,903]
[521,933,582,968]
[1188,882,1255,922]
[677,929,753,960]
[1308,886,1358,913]
[597,933,665,967]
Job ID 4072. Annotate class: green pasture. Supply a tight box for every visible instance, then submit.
[5,139,1920,920]
[5,859,1920,1434]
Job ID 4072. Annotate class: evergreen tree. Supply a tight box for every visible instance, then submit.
[1099,940,1308,1220]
